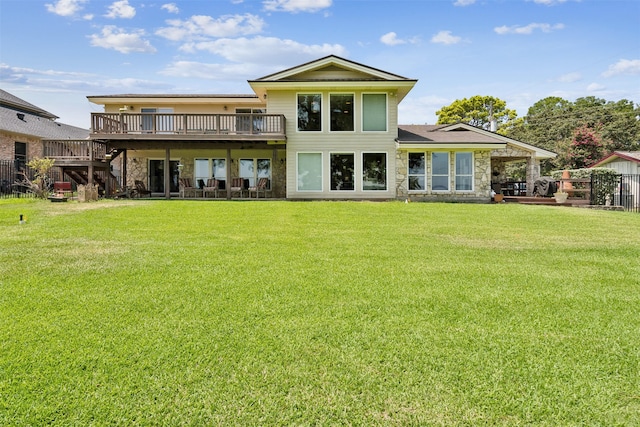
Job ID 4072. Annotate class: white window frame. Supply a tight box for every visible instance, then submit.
[296,152,323,192]
[362,152,388,191]
[455,152,474,192]
[408,152,426,192]
[361,93,388,132]
[431,152,450,192]
[329,93,355,133]
[297,93,323,132]
[329,152,356,191]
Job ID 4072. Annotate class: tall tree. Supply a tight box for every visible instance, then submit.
[436,95,517,134]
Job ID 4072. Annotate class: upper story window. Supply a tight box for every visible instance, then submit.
[298,94,322,131]
[362,94,387,132]
[330,94,354,132]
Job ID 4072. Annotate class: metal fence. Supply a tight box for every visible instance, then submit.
[591,173,640,213]
[0,160,63,199]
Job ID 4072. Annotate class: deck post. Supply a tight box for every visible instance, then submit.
[226,148,232,200]
[165,148,171,199]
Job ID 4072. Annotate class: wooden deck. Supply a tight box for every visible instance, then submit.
[503,196,589,206]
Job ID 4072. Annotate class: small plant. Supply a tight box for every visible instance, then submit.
[16,157,56,199]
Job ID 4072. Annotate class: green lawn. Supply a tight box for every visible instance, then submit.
[1,199,639,426]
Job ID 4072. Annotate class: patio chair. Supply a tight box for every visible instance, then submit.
[203,178,222,198]
[230,177,245,198]
[134,180,152,197]
[248,177,270,198]
[179,178,197,198]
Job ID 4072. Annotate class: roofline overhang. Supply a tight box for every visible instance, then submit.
[439,123,557,159]
[397,143,506,150]
[248,80,417,102]
[590,151,640,167]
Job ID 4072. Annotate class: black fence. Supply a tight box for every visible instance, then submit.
[591,173,640,213]
[0,160,63,199]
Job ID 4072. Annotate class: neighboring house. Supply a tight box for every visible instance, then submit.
[0,89,89,193]
[590,151,640,209]
[81,55,553,200]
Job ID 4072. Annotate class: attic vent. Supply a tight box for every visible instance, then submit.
[17,113,25,121]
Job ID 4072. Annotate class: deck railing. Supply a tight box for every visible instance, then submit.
[43,140,107,160]
[91,113,286,136]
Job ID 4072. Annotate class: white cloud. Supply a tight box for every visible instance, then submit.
[602,59,640,77]
[494,23,564,35]
[156,14,265,41]
[529,0,571,4]
[430,30,462,45]
[89,26,156,54]
[45,0,87,17]
[587,82,606,92]
[263,0,332,13]
[557,72,582,83]
[453,0,476,6]
[105,0,136,19]
[169,36,346,68]
[161,3,180,14]
[381,32,404,46]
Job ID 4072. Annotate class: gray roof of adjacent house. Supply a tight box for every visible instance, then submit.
[0,89,89,140]
[398,124,501,144]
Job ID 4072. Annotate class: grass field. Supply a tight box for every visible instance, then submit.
[1,199,639,426]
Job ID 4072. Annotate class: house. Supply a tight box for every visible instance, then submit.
[590,151,640,210]
[0,89,89,194]
[80,55,553,200]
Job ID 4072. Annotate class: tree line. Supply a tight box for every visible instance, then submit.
[436,95,640,174]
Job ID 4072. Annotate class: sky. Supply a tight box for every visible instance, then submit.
[1,0,639,129]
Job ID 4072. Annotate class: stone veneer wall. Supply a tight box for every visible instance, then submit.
[490,146,540,196]
[396,150,492,202]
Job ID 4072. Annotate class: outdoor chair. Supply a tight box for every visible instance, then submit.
[230,177,245,198]
[248,177,270,198]
[203,178,222,198]
[134,180,152,197]
[179,178,198,198]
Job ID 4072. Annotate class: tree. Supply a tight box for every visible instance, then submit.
[565,125,604,169]
[436,95,518,134]
[17,157,56,198]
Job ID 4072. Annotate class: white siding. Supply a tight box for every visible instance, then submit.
[267,90,398,199]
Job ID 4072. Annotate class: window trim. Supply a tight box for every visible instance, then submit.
[329,151,356,191]
[297,93,323,133]
[296,152,324,192]
[361,93,388,132]
[455,152,474,192]
[361,152,388,191]
[408,152,426,192]
[329,92,355,133]
[431,151,450,192]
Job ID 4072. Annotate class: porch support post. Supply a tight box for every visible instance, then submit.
[88,140,94,187]
[226,148,232,200]
[526,157,540,197]
[165,148,171,199]
[272,147,278,197]
[122,150,128,191]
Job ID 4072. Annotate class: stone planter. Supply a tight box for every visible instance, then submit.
[554,192,568,203]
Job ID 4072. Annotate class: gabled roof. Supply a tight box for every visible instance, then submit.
[0,89,89,140]
[248,55,417,101]
[590,151,640,167]
[0,88,58,119]
[397,123,557,159]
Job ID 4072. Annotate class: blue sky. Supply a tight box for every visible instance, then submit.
[1,0,639,129]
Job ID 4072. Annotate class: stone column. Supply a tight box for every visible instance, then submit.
[526,157,540,196]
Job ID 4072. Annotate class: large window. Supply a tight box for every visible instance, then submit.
[362,94,387,131]
[362,153,387,191]
[298,94,322,131]
[432,152,450,191]
[297,153,322,191]
[408,153,425,191]
[240,158,271,189]
[330,94,354,132]
[455,152,473,191]
[330,153,355,190]
[194,158,209,189]
[194,158,227,189]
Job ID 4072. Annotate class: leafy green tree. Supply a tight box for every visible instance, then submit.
[565,125,604,169]
[19,157,56,198]
[436,95,517,134]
